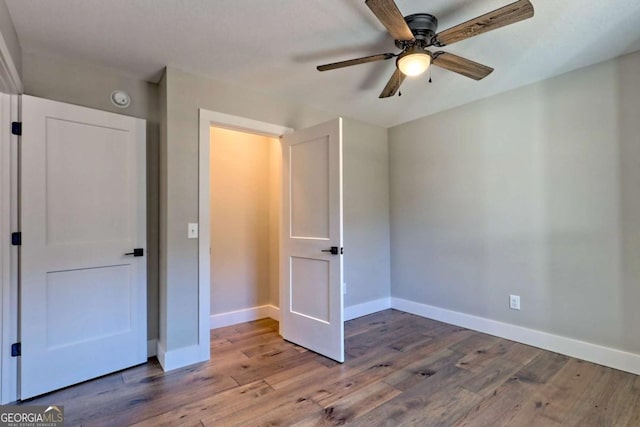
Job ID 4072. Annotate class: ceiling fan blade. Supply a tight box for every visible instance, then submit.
[365,0,415,42]
[432,52,494,80]
[379,68,406,98]
[317,53,395,71]
[434,0,534,46]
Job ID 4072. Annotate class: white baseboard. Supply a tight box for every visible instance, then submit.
[344,297,391,321]
[391,297,640,376]
[210,304,280,329]
[156,341,209,372]
[209,298,394,330]
[147,339,157,358]
[265,305,280,321]
[208,299,391,329]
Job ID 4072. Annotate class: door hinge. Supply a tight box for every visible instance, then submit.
[11,232,21,246]
[11,342,21,357]
[11,122,21,136]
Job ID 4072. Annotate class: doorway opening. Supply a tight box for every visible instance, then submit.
[197,109,293,352]
[198,111,345,363]
[209,126,281,326]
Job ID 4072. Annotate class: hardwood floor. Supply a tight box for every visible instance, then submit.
[21,309,640,426]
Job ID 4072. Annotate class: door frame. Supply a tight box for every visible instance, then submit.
[197,110,292,342]
[1,23,25,403]
[0,93,19,404]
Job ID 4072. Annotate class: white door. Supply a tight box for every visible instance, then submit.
[281,118,344,363]
[20,95,147,399]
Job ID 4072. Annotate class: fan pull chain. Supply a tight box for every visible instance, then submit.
[398,71,402,97]
[428,67,432,83]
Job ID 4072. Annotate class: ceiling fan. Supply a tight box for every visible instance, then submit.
[317,0,534,98]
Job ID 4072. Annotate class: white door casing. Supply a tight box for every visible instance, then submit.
[0,93,19,404]
[20,95,147,399]
[281,118,344,363]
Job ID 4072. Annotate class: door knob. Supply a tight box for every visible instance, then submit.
[321,246,343,255]
[124,248,144,257]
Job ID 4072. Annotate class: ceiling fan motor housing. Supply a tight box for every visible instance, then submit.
[395,13,438,49]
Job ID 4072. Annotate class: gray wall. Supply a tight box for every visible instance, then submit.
[161,68,392,353]
[0,0,21,78]
[389,50,640,354]
[23,52,157,120]
[162,67,334,351]
[343,118,391,306]
[22,52,161,345]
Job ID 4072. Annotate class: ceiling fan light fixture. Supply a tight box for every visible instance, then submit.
[397,48,431,77]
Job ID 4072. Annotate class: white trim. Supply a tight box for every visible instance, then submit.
[201,111,294,138]
[156,341,166,369]
[197,111,211,365]
[209,305,280,329]
[266,305,280,322]
[156,341,208,372]
[1,94,18,404]
[0,93,9,403]
[344,298,391,321]
[391,297,640,376]
[147,339,158,358]
[198,109,292,364]
[0,30,22,94]
[208,297,394,329]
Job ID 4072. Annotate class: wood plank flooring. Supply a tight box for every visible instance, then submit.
[20,309,640,426]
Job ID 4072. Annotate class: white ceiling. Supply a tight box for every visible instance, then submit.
[6,0,640,127]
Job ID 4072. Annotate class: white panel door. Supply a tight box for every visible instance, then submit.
[281,118,344,362]
[20,95,147,399]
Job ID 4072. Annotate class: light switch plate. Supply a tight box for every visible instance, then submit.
[188,223,198,239]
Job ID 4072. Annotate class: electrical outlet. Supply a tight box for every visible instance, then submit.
[509,294,521,310]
